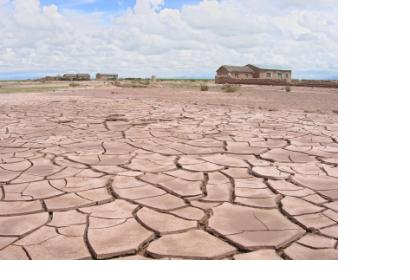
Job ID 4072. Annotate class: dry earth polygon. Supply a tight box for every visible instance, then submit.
[0,89,337,260]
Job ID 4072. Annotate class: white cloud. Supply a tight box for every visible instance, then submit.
[0,0,338,78]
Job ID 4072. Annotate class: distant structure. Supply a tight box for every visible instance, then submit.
[96,73,118,81]
[39,74,90,81]
[62,73,91,81]
[39,75,61,81]
[215,64,292,84]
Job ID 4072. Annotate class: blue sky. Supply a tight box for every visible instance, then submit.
[0,0,338,80]
[39,0,201,13]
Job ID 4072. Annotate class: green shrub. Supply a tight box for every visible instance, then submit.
[200,84,209,91]
[285,86,291,92]
[69,82,80,87]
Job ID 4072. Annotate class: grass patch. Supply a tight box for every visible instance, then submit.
[221,84,240,93]
[112,79,150,88]
[155,80,214,90]
[69,82,81,87]
[0,86,67,94]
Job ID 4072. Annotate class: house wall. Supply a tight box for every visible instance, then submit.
[258,70,292,82]
[62,75,77,81]
[216,66,292,82]
[77,74,91,81]
[228,72,253,79]
[217,68,253,79]
[215,76,338,88]
[62,74,90,81]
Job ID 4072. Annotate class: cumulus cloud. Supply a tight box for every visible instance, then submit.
[0,0,338,79]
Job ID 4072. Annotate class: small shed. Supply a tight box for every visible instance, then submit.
[62,73,91,81]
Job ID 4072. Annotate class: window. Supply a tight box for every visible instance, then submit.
[266,72,272,78]
[235,73,239,78]
[286,73,289,79]
[246,74,249,78]
[278,73,283,79]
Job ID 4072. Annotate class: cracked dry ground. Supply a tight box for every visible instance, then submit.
[0,94,337,260]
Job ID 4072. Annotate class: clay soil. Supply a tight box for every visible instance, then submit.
[0,81,338,260]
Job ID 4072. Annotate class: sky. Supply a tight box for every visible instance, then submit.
[0,0,338,80]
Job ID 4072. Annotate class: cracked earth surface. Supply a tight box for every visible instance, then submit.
[0,93,337,260]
